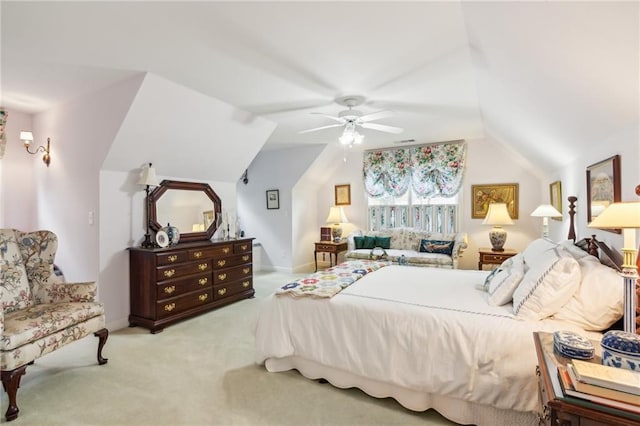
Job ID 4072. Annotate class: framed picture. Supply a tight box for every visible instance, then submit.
[549,181,562,221]
[335,184,351,206]
[471,183,519,219]
[202,210,214,229]
[266,189,280,210]
[586,155,621,230]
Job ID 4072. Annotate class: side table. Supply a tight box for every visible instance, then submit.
[478,247,517,270]
[314,241,348,271]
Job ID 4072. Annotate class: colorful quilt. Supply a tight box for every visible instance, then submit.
[276,260,391,298]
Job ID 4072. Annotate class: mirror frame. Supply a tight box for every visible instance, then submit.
[149,180,222,243]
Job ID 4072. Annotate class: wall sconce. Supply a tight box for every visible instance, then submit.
[20,131,51,167]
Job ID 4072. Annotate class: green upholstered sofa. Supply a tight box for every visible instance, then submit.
[0,229,108,421]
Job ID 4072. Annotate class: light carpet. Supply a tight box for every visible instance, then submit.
[1,271,456,426]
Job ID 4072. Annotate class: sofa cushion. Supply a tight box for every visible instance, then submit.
[374,236,391,249]
[354,236,377,249]
[1,302,105,351]
[419,239,454,255]
[0,229,33,314]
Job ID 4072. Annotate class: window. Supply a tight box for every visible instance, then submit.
[364,142,466,233]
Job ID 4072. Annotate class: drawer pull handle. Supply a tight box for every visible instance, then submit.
[164,285,176,294]
[194,251,203,258]
[241,244,248,250]
[218,273,227,281]
[198,277,208,285]
[164,303,175,312]
[198,263,208,271]
[223,247,230,254]
[218,288,227,296]
[242,281,250,288]
[199,293,208,302]
[164,269,175,278]
[217,260,226,267]
[243,267,250,274]
[242,255,249,261]
[167,255,178,263]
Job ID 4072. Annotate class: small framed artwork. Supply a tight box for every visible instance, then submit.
[549,181,562,221]
[586,154,621,230]
[471,183,519,219]
[203,210,214,229]
[335,184,351,206]
[266,189,280,210]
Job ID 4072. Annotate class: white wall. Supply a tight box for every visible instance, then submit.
[0,109,36,229]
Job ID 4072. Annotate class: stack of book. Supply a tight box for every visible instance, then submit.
[557,359,640,414]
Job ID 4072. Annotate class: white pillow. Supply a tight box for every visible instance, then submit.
[487,254,525,306]
[512,246,581,320]
[552,255,623,330]
[522,238,558,271]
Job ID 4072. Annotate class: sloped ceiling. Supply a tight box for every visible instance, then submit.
[2,2,638,175]
[103,73,276,181]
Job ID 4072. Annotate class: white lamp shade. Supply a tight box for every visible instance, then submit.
[326,206,348,224]
[530,204,562,218]
[20,131,33,144]
[138,164,159,187]
[588,202,640,229]
[482,203,514,226]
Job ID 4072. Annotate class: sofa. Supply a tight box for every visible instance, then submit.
[345,228,467,269]
[0,229,108,421]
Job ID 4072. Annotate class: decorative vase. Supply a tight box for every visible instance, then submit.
[161,223,180,246]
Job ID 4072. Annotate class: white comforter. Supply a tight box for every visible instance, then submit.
[255,265,601,413]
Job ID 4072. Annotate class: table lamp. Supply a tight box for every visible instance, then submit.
[326,206,349,242]
[138,163,159,248]
[482,203,513,252]
[530,204,562,238]
[588,201,640,333]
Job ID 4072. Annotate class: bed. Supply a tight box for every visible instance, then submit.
[254,198,632,426]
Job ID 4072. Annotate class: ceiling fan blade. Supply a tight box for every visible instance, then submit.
[358,110,395,123]
[310,112,346,123]
[360,122,404,134]
[299,123,344,134]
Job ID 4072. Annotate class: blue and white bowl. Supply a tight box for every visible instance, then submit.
[601,330,640,371]
[553,330,595,360]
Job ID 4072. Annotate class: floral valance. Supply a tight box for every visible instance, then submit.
[0,109,7,159]
[363,141,466,198]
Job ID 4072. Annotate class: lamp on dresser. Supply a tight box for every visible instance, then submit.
[482,203,513,251]
[588,201,640,333]
[138,163,160,248]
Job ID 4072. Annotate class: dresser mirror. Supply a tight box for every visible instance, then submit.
[149,180,222,243]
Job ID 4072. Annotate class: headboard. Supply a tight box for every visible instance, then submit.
[567,192,640,334]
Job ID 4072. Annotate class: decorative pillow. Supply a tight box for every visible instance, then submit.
[374,236,391,249]
[512,246,581,320]
[552,255,623,330]
[363,236,376,249]
[522,238,558,271]
[482,267,500,292]
[419,239,454,255]
[486,254,525,306]
[354,236,366,249]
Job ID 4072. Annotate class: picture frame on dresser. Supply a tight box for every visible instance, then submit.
[586,154,621,231]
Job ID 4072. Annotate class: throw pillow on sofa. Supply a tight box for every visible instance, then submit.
[354,236,376,249]
[374,236,391,249]
[419,239,454,255]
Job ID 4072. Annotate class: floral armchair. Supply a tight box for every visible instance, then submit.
[0,229,108,421]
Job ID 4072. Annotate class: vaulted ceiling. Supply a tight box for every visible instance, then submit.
[2,2,638,174]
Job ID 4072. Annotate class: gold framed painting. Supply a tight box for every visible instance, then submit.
[471,183,519,219]
[549,181,562,221]
[335,184,351,206]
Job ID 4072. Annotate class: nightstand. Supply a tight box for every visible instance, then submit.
[533,332,640,426]
[314,241,348,271]
[478,247,517,270]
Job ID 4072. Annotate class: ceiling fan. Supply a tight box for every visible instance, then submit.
[299,95,404,137]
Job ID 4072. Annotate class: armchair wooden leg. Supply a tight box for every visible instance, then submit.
[94,328,109,365]
[2,364,28,421]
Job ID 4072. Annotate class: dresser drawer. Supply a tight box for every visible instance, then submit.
[480,253,509,263]
[188,245,233,260]
[213,278,253,300]
[234,241,252,254]
[213,253,252,269]
[213,264,252,284]
[156,251,188,266]
[156,260,212,281]
[157,273,212,301]
[156,288,213,319]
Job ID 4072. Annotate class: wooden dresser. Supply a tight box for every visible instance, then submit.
[129,238,254,333]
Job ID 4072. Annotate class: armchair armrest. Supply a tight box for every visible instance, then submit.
[36,281,98,304]
[451,233,468,260]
